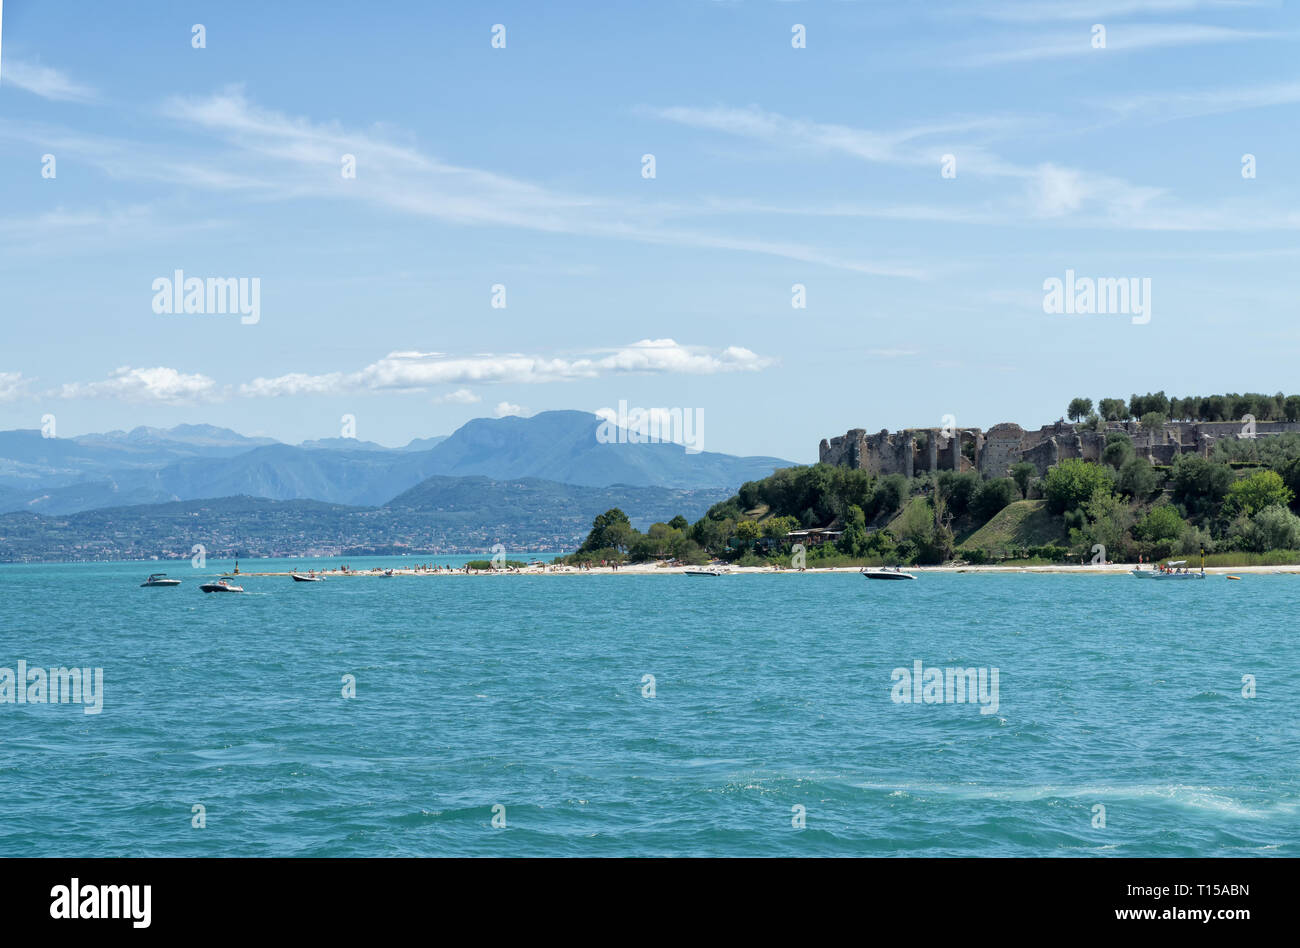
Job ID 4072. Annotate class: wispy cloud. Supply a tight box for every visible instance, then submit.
[494,401,524,418]
[148,89,925,278]
[2,59,96,103]
[958,0,1272,23]
[650,104,1167,225]
[1099,79,1300,121]
[239,340,775,398]
[963,24,1282,66]
[646,104,1022,175]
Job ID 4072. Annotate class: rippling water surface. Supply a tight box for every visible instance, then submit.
[1,558,1295,856]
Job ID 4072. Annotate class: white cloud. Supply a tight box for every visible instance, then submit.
[436,388,482,405]
[0,372,32,402]
[494,401,524,417]
[59,367,219,404]
[2,60,97,103]
[240,340,774,398]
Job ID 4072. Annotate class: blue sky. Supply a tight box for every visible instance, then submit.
[1,0,1298,462]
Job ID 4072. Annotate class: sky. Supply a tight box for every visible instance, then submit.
[1,0,1299,462]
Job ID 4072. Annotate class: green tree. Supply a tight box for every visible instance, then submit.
[837,505,868,556]
[972,477,1017,523]
[580,508,634,552]
[895,497,953,563]
[1246,504,1300,551]
[1140,411,1167,434]
[1225,469,1294,517]
[1098,397,1130,421]
[937,470,980,519]
[1070,487,1134,562]
[869,474,908,519]
[1133,505,1186,560]
[761,515,799,539]
[1170,456,1235,518]
[668,515,689,531]
[1067,398,1094,423]
[1117,456,1157,499]
[1010,462,1036,499]
[1042,459,1116,513]
[1102,433,1134,470]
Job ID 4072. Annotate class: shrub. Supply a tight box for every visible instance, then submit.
[1225,469,1294,517]
[1246,504,1300,552]
[1170,455,1234,518]
[972,477,1017,523]
[1043,459,1116,513]
[1118,456,1157,499]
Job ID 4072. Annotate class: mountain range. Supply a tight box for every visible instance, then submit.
[0,411,794,515]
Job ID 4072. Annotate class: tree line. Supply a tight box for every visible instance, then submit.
[1067,392,1300,425]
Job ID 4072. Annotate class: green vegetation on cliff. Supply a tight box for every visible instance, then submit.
[566,428,1300,567]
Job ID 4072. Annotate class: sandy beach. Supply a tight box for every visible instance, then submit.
[241,562,1300,577]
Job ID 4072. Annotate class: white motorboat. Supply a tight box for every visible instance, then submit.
[140,573,181,587]
[684,566,726,576]
[291,571,324,582]
[199,577,244,593]
[861,567,917,581]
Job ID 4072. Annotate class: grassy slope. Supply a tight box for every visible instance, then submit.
[960,499,1067,550]
[884,495,930,535]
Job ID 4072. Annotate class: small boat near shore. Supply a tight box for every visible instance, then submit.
[862,567,916,581]
[199,577,244,593]
[291,571,324,582]
[685,566,726,576]
[140,573,181,587]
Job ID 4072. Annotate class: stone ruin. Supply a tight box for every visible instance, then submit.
[819,419,1300,478]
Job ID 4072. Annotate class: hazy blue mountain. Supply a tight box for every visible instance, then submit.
[398,435,449,452]
[297,437,394,452]
[0,412,793,514]
[417,410,790,489]
[144,444,450,507]
[77,424,278,449]
[0,425,279,490]
[0,479,176,515]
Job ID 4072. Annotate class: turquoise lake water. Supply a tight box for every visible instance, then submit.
[1,557,1296,856]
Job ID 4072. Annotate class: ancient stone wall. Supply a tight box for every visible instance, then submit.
[822,418,1300,479]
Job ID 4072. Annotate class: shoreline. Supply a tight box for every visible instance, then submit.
[242,563,1300,577]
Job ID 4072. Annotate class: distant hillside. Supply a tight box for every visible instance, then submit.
[0,413,794,515]
[0,478,733,562]
[143,444,451,507]
[421,410,791,489]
